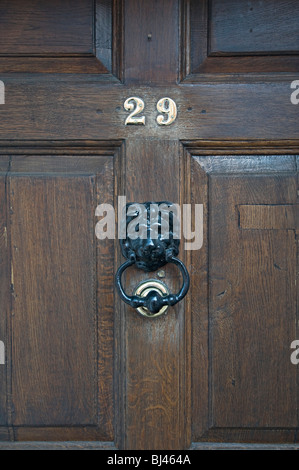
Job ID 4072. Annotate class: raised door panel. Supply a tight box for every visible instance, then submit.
[210,0,299,54]
[0,0,123,75]
[0,147,121,442]
[182,0,299,77]
[187,150,298,443]
[0,0,94,54]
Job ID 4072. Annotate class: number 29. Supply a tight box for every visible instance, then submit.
[124,97,177,126]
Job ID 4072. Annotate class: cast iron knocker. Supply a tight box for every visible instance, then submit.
[115,202,190,318]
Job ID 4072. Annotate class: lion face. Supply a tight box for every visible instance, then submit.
[120,202,180,272]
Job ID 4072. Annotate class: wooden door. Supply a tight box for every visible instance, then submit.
[0,0,298,450]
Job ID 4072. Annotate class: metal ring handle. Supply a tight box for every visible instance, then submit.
[115,253,190,315]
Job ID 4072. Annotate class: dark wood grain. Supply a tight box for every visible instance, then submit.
[0,82,298,140]
[188,150,209,439]
[124,0,179,84]
[95,156,117,440]
[210,175,296,429]
[0,150,117,440]
[189,149,298,442]
[0,0,93,54]
[190,442,299,450]
[0,0,298,450]
[0,441,117,449]
[96,0,113,72]
[0,0,122,74]
[0,440,299,450]
[10,173,96,426]
[210,0,299,54]
[116,139,190,450]
[239,204,297,230]
[184,0,299,76]
[0,162,9,428]
[0,57,110,74]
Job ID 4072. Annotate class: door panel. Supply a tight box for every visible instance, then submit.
[11,173,97,427]
[185,0,299,75]
[210,0,299,53]
[0,0,121,75]
[0,0,94,54]
[0,149,120,441]
[189,151,298,442]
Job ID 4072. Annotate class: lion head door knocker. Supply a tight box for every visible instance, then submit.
[115,202,190,318]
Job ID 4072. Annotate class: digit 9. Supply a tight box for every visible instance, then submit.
[156,97,177,126]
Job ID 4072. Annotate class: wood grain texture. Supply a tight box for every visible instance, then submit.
[184,0,299,76]
[210,0,299,54]
[187,150,209,439]
[0,441,116,449]
[210,176,296,429]
[0,57,110,74]
[239,204,297,230]
[0,0,298,450]
[13,426,111,442]
[124,0,179,84]
[0,150,117,440]
[190,442,299,450]
[10,173,97,426]
[0,163,10,428]
[95,156,116,439]
[0,0,122,74]
[0,0,94,54]
[96,0,112,71]
[0,440,299,450]
[116,139,190,449]
[0,82,298,141]
[188,149,298,442]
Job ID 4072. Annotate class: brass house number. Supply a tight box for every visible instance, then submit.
[124,97,177,126]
